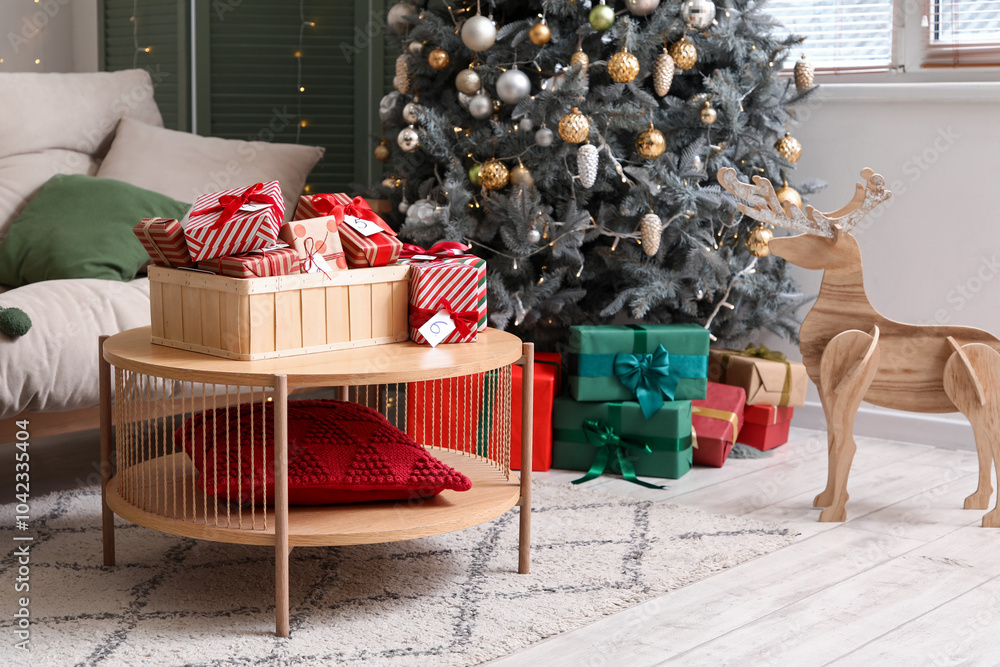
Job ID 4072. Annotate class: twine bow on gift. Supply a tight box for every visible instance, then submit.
[741,344,787,362]
[189,183,283,231]
[399,241,471,260]
[572,420,665,489]
[408,298,480,338]
[613,345,680,419]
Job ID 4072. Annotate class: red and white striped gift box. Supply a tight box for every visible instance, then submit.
[133,218,194,267]
[294,193,401,268]
[197,246,299,278]
[408,256,487,345]
[184,181,283,263]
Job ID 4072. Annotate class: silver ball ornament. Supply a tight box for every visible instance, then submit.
[519,118,534,132]
[468,93,493,120]
[527,228,542,243]
[680,0,716,30]
[402,102,420,124]
[398,200,410,214]
[496,68,531,104]
[461,14,497,52]
[407,40,424,55]
[535,127,554,147]
[387,2,417,34]
[456,68,481,95]
[626,0,661,16]
[406,199,439,225]
[379,91,401,122]
[397,126,420,152]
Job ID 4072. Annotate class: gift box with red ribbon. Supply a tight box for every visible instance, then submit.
[184,182,284,263]
[133,218,194,268]
[196,246,299,279]
[510,352,562,472]
[737,404,795,451]
[407,249,487,345]
[294,193,401,268]
[691,382,746,467]
[278,219,348,272]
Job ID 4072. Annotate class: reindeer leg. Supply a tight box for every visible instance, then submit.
[813,383,838,509]
[817,328,880,523]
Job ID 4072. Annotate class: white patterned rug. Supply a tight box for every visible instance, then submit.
[1,479,794,667]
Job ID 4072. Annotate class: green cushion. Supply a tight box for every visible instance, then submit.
[0,174,190,286]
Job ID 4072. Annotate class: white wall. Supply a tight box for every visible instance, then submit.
[761,83,1000,449]
[0,0,97,72]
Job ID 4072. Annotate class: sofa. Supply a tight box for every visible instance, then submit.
[0,69,325,442]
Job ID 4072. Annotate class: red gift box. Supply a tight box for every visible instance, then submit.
[510,352,562,472]
[185,181,283,263]
[692,382,746,467]
[133,218,194,267]
[737,405,795,451]
[295,193,401,268]
[408,255,487,345]
[197,246,299,278]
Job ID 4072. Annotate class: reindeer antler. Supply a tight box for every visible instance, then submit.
[717,167,893,239]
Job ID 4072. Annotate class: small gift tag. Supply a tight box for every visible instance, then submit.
[239,202,271,213]
[411,254,437,261]
[418,310,457,348]
[302,252,333,274]
[342,215,383,237]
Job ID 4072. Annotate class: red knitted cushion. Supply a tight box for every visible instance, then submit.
[177,399,472,505]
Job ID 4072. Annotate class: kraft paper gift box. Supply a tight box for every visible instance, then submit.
[510,352,562,472]
[133,218,194,268]
[708,346,808,407]
[196,246,299,278]
[567,324,709,418]
[552,396,693,484]
[294,193,401,268]
[691,382,746,467]
[737,405,795,451]
[408,255,488,345]
[184,181,283,263]
[278,218,348,271]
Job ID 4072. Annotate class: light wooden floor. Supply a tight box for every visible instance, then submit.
[491,427,1000,667]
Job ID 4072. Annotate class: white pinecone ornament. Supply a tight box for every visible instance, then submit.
[652,51,675,97]
[577,143,599,188]
[394,54,412,94]
[794,54,815,92]
[640,212,662,256]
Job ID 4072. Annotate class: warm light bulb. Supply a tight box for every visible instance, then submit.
[144,47,151,53]
[304,184,312,193]
[300,120,308,127]
[294,50,302,58]
[299,86,305,92]
[34,59,40,64]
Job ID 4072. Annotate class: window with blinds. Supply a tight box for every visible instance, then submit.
[766,0,895,72]
[927,0,1000,66]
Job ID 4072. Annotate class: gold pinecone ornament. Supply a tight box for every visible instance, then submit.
[775,132,802,163]
[776,182,803,210]
[480,159,510,190]
[745,225,774,258]
[558,107,591,143]
[394,54,412,94]
[794,54,815,92]
[577,143,600,188]
[571,49,590,70]
[608,48,640,84]
[635,124,666,159]
[652,50,675,96]
[669,37,698,71]
[640,213,662,256]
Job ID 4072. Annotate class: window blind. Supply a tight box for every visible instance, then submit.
[766,0,895,72]
[926,0,1000,66]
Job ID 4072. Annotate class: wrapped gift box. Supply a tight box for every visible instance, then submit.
[185,181,283,263]
[278,218,348,271]
[408,255,487,345]
[708,347,807,407]
[552,396,693,483]
[510,352,562,472]
[691,382,746,467]
[295,193,401,268]
[737,405,795,451]
[567,324,709,418]
[133,218,193,268]
[197,246,299,278]
[406,377,484,453]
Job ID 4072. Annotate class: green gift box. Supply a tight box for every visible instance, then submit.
[567,324,709,418]
[552,396,693,485]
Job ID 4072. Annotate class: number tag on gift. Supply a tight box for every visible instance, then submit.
[418,310,457,347]
[342,215,383,237]
[239,202,271,213]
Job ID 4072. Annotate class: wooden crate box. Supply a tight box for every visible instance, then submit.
[148,265,410,360]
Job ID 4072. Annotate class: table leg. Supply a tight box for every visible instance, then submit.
[99,335,115,567]
[519,343,534,575]
[274,375,290,637]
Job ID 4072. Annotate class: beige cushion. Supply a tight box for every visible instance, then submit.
[0,70,163,242]
[96,118,325,220]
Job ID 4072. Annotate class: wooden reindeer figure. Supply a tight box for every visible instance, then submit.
[718,166,1000,526]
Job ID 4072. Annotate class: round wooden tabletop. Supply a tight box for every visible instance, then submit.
[104,326,524,387]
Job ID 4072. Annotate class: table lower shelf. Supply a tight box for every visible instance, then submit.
[106,449,522,547]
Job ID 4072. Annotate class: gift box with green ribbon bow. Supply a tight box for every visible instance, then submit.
[552,396,693,486]
[567,324,709,419]
[708,345,807,407]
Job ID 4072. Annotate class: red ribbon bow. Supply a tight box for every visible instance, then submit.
[399,241,471,260]
[310,195,393,235]
[190,183,283,231]
[408,298,480,339]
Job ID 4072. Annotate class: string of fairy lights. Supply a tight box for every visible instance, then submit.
[131,0,153,69]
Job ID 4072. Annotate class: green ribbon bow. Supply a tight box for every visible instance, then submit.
[613,344,678,419]
[572,419,665,489]
[741,344,786,362]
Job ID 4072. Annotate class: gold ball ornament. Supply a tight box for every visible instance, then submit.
[480,159,510,190]
[776,182,803,210]
[669,38,698,71]
[608,49,640,84]
[571,49,590,70]
[558,107,591,144]
[529,21,551,46]
[775,132,802,163]
[374,141,391,162]
[510,162,534,187]
[794,54,815,92]
[635,124,666,160]
[700,100,717,125]
[427,47,450,71]
[746,225,774,258]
